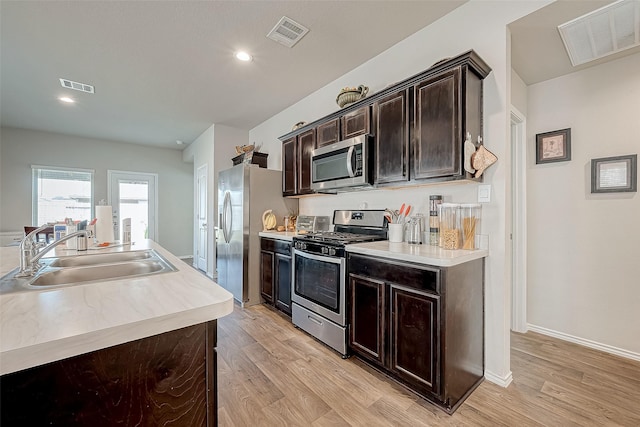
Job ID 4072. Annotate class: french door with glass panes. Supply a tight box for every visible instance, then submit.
[108,170,158,243]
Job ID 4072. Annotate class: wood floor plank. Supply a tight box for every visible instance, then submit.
[540,381,640,426]
[506,381,605,427]
[217,406,236,427]
[217,304,640,427]
[368,395,460,427]
[512,332,640,382]
[288,357,396,427]
[261,396,322,426]
[217,373,266,427]
[310,409,351,427]
[245,347,332,423]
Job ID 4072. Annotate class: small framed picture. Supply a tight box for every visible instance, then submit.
[591,154,637,193]
[536,128,571,164]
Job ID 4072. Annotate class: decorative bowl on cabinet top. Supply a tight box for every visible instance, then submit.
[336,85,369,108]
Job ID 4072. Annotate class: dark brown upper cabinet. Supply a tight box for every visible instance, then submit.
[411,64,484,183]
[316,118,340,148]
[341,106,370,140]
[297,129,316,195]
[281,129,315,196]
[279,50,491,196]
[281,137,297,196]
[373,89,409,185]
[413,68,461,180]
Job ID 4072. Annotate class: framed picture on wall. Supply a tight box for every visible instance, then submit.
[535,128,571,164]
[591,154,637,193]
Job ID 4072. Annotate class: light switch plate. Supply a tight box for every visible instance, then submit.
[478,184,491,203]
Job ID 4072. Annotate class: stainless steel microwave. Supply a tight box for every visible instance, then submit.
[311,135,372,192]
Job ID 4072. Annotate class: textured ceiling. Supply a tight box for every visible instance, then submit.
[0,1,466,150]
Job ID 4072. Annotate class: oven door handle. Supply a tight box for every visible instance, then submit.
[346,145,355,178]
[293,249,343,265]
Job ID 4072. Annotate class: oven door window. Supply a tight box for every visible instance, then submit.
[294,254,341,312]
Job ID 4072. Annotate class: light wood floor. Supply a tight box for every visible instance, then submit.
[217,303,640,426]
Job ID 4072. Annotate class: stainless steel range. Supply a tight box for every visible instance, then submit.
[291,210,387,357]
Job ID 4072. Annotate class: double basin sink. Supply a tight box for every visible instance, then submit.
[0,249,177,294]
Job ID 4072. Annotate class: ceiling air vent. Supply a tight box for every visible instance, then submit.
[267,16,309,48]
[558,0,640,66]
[59,78,95,94]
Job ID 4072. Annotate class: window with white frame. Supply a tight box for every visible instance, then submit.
[32,166,94,225]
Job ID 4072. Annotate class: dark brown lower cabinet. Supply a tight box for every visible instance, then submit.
[261,249,275,303]
[390,285,440,397]
[0,321,218,426]
[260,237,292,315]
[348,253,484,414]
[274,252,292,314]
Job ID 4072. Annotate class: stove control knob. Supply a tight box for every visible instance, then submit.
[301,242,307,250]
[329,248,336,256]
[321,247,328,254]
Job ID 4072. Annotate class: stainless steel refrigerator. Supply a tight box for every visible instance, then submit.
[217,164,298,306]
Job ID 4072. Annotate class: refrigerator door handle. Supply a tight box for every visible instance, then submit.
[222,191,232,242]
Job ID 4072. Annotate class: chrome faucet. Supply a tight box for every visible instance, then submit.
[17,223,52,277]
[16,228,89,277]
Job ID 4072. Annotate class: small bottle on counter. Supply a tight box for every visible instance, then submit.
[429,195,442,246]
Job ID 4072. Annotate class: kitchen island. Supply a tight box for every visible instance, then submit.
[0,240,233,426]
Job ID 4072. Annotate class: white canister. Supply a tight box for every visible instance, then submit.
[388,223,404,243]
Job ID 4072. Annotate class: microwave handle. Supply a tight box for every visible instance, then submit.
[346,146,355,178]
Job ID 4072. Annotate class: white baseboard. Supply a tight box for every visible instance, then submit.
[177,255,193,260]
[484,370,513,388]
[527,324,640,362]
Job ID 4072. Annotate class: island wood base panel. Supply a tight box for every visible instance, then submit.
[1,321,217,426]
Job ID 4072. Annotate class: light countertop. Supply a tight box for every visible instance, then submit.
[346,241,488,267]
[0,240,234,376]
[258,230,300,241]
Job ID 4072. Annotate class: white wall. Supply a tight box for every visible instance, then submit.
[249,0,552,385]
[183,124,247,277]
[0,127,193,256]
[184,124,216,275]
[511,69,528,116]
[527,52,640,357]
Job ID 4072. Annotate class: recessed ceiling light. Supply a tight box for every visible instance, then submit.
[235,51,253,62]
[59,97,75,103]
[176,140,184,145]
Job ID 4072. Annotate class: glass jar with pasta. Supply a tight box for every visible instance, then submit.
[460,203,481,250]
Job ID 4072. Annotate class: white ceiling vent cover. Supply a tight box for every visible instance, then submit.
[558,0,640,66]
[59,78,95,94]
[267,16,309,48]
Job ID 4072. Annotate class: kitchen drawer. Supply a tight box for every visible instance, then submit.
[348,253,440,294]
[260,238,291,255]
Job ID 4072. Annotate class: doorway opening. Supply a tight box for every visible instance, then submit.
[108,170,158,243]
[196,164,208,272]
[510,107,527,333]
